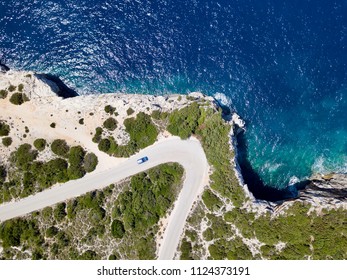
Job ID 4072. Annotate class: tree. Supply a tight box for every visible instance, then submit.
[79,250,98,260]
[46,226,59,238]
[51,139,70,157]
[67,164,85,180]
[33,138,47,151]
[98,138,111,152]
[103,117,117,131]
[92,127,103,143]
[0,121,10,136]
[54,202,67,222]
[127,107,135,115]
[111,219,125,238]
[104,105,116,114]
[0,165,6,182]
[38,158,69,187]
[10,143,38,170]
[0,89,8,99]
[68,146,85,167]
[83,153,98,172]
[167,102,201,139]
[9,92,29,105]
[124,112,158,149]
[2,137,12,147]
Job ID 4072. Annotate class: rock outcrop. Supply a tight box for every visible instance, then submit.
[299,173,347,203]
[34,73,78,98]
[0,61,10,73]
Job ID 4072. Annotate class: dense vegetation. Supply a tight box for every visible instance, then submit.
[167,102,201,139]
[168,102,244,207]
[0,163,183,260]
[95,112,158,157]
[0,141,98,203]
[0,98,345,260]
[171,102,346,260]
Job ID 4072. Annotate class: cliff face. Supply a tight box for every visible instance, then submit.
[299,173,347,202]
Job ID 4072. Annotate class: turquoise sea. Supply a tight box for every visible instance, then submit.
[1,0,346,199]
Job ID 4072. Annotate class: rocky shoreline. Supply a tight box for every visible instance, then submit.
[1,67,346,212]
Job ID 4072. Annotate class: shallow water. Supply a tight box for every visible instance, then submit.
[1,0,346,189]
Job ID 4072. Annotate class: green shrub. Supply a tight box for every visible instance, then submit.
[0,120,10,136]
[98,138,111,152]
[0,89,8,99]
[2,137,12,147]
[67,146,86,179]
[10,143,38,170]
[68,146,85,167]
[51,139,70,157]
[203,228,214,241]
[151,110,161,120]
[113,163,183,234]
[167,102,201,139]
[79,250,99,260]
[46,226,59,238]
[103,117,117,131]
[78,118,84,125]
[111,220,125,239]
[92,127,103,143]
[108,254,117,260]
[0,165,6,182]
[126,107,135,115]
[38,158,69,187]
[8,85,16,92]
[54,203,67,222]
[67,164,86,180]
[202,189,223,211]
[180,239,193,260]
[50,122,56,128]
[124,112,158,149]
[33,138,47,151]
[9,92,29,105]
[84,153,98,172]
[18,84,24,92]
[0,218,41,248]
[104,105,116,114]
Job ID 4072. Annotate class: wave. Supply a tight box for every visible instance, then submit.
[213,92,232,107]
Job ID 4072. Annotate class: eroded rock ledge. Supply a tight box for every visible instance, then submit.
[299,173,347,203]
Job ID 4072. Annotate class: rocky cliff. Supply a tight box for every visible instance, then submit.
[298,173,347,205]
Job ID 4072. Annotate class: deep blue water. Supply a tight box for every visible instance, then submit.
[1,0,346,190]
